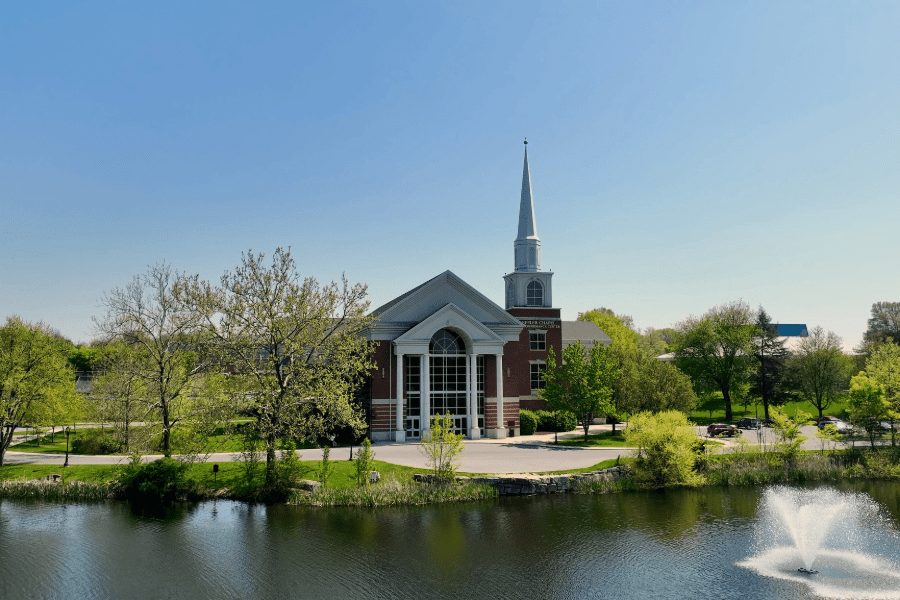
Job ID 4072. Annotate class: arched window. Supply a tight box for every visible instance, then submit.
[506,281,516,307]
[430,329,465,354]
[526,281,543,306]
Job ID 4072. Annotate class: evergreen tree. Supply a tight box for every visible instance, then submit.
[749,307,790,420]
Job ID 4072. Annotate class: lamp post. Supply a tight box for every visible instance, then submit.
[64,427,71,468]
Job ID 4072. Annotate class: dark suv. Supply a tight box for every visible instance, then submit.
[707,423,740,437]
[736,418,763,430]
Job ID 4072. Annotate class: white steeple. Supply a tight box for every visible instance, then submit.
[504,139,553,310]
[514,139,541,273]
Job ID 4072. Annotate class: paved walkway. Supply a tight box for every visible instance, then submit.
[3,425,632,474]
[4,423,865,473]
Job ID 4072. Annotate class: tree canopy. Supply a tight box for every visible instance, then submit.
[858,302,900,355]
[94,263,230,457]
[792,326,852,419]
[749,306,791,419]
[672,300,757,421]
[189,247,374,484]
[611,346,696,418]
[578,309,639,350]
[539,341,619,441]
[0,317,78,466]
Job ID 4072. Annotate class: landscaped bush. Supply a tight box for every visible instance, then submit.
[118,457,196,508]
[536,410,577,433]
[520,410,538,435]
[71,429,124,455]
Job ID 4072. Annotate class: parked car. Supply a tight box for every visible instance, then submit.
[817,420,851,433]
[736,418,764,430]
[855,418,892,432]
[814,416,841,425]
[707,423,740,437]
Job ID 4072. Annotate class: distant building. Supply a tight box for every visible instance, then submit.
[656,323,809,362]
[364,143,609,442]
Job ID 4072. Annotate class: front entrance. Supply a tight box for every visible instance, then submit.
[402,330,485,439]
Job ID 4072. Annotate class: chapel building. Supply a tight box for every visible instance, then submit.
[365,143,610,442]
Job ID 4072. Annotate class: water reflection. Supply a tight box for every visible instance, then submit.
[2,483,900,599]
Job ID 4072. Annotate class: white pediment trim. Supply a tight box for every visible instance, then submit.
[393,303,505,356]
[376,271,521,328]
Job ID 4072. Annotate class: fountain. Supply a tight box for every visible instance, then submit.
[738,486,900,599]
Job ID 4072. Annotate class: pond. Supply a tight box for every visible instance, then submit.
[3,482,900,599]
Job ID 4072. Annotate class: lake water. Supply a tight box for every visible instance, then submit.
[3,482,900,600]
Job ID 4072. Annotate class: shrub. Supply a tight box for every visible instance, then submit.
[536,410,577,432]
[520,410,538,435]
[419,413,465,481]
[118,457,194,507]
[623,410,704,487]
[71,429,124,455]
[355,438,375,487]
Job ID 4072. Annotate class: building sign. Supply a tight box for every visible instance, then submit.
[520,319,560,328]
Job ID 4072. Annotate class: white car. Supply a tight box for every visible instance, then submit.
[817,420,851,433]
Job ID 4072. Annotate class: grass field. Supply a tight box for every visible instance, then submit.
[690,395,851,425]
[9,422,321,456]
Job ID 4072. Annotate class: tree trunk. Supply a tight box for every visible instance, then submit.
[265,437,277,485]
[162,427,171,457]
[722,386,733,421]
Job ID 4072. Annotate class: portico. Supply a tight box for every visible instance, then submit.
[391,304,507,441]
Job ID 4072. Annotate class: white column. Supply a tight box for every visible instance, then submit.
[468,352,480,439]
[395,352,406,442]
[421,354,431,436]
[495,353,506,438]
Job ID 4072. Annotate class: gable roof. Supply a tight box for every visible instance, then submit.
[777,324,809,337]
[561,320,612,348]
[367,270,523,342]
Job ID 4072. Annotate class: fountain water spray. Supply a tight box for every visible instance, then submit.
[738,486,900,599]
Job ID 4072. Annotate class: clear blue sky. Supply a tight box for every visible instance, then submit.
[2,1,897,349]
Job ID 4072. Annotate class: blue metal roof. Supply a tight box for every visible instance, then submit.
[777,324,808,337]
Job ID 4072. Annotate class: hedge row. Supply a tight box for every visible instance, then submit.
[519,409,578,435]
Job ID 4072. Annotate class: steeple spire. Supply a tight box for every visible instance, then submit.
[504,139,553,309]
[518,139,538,240]
[513,139,541,273]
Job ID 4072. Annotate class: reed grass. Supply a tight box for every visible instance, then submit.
[295,474,497,507]
[0,478,116,501]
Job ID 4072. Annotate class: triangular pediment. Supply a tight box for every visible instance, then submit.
[396,303,503,344]
[368,271,522,342]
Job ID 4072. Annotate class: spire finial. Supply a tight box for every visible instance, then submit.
[524,137,528,146]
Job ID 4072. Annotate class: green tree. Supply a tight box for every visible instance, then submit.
[68,346,100,373]
[89,341,150,453]
[637,327,677,357]
[672,300,757,422]
[749,306,791,420]
[865,342,900,445]
[847,372,892,448]
[792,326,852,419]
[0,317,79,466]
[95,263,231,458]
[857,302,900,355]
[769,406,810,462]
[419,413,465,481]
[355,437,376,487]
[578,309,639,350]
[623,410,703,487]
[189,247,374,485]
[815,423,843,456]
[611,346,696,421]
[540,341,620,441]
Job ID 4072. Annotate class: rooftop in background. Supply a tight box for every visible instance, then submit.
[777,324,809,337]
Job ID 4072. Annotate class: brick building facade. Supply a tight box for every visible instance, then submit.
[364,144,609,442]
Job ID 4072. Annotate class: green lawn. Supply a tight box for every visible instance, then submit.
[690,395,851,426]
[8,423,323,456]
[556,430,631,447]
